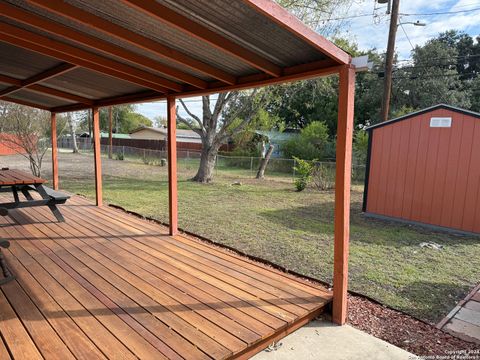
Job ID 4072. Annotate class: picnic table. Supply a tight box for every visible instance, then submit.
[0,168,69,222]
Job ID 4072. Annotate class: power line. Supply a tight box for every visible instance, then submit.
[318,5,480,23]
[400,7,480,17]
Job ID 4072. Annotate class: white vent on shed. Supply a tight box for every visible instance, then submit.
[430,117,452,128]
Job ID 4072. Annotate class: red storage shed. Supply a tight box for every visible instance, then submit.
[363,104,480,234]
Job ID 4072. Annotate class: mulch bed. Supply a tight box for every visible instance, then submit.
[348,294,480,356]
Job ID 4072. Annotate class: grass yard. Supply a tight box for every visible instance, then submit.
[2,150,479,323]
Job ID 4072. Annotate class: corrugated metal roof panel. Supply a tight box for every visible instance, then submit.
[43,68,147,99]
[5,0,217,81]
[0,0,348,111]
[159,0,325,66]
[0,42,62,79]
[65,0,257,75]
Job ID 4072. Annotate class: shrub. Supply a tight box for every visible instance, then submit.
[115,152,124,160]
[352,130,369,166]
[283,121,333,161]
[293,157,315,191]
[312,163,335,190]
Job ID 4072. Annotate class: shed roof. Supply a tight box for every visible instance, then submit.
[0,0,351,113]
[366,104,480,131]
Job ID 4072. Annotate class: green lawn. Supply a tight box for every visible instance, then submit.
[34,151,480,322]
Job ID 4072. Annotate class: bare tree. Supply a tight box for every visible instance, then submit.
[0,102,50,177]
[65,112,79,153]
[256,144,275,179]
[177,90,265,183]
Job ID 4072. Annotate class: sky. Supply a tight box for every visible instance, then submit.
[136,0,480,122]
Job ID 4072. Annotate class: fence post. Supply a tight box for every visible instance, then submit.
[250,156,253,173]
[293,158,296,178]
[122,145,125,158]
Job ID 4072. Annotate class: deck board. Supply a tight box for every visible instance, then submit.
[0,194,332,359]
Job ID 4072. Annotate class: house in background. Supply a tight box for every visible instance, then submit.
[363,104,480,235]
[130,126,231,151]
[130,126,201,143]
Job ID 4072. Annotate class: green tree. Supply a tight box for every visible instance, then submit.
[352,130,369,166]
[402,38,471,110]
[283,121,332,160]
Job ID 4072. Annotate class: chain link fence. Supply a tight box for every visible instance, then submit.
[58,137,366,183]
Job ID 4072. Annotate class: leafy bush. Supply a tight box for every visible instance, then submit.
[352,130,369,165]
[115,152,124,161]
[283,121,333,160]
[293,157,315,191]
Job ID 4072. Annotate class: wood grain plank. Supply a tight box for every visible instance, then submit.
[0,289,43,360]
[0,336,11,360]
[1,280,75,359]
[3,251,107,360]
[0,219,139,360]
[10,205,232,360]
[0,193,331,359]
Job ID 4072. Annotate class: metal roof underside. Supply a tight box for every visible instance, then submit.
[0,0,351,112]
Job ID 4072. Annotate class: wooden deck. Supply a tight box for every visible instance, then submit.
[0,194,332,359]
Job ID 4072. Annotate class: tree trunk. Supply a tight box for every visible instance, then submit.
[67,114,79,153]
[192,145,218,183]
[256,144,274,179]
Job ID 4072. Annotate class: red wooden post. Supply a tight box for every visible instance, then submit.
[167,96,178,235]
[92,107,103,206]
[332,65,355,325]
[50,112,58,190]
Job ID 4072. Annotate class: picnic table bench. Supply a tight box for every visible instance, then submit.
[0,168,69,222]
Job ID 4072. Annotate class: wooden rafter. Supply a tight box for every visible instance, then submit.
[0,96,50,110]
[0,69,93,105]
[27,0,237,85]
[120,0,282,77]
[0,63,76,97]
[50,62,342,113]
[0,2,207,90]
[0,27,172,94]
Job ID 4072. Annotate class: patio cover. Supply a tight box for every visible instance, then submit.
[0,0,350,111]
[0,0,356,326]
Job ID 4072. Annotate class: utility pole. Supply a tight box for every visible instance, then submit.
[380,0,400,122]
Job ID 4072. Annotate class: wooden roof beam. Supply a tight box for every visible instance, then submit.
[120,0,282,77]
[0,25,173,94]
[0,96,51,111]
[0,2,207,90]
[0,70,93,105]
[27,0,237,85]
[50,62,343,113]
[0,62,76,97]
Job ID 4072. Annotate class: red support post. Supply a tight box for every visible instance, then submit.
[167,96,178,235]
[92,107,103,206]
[333,65,355,325]
[50,112,58,190]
